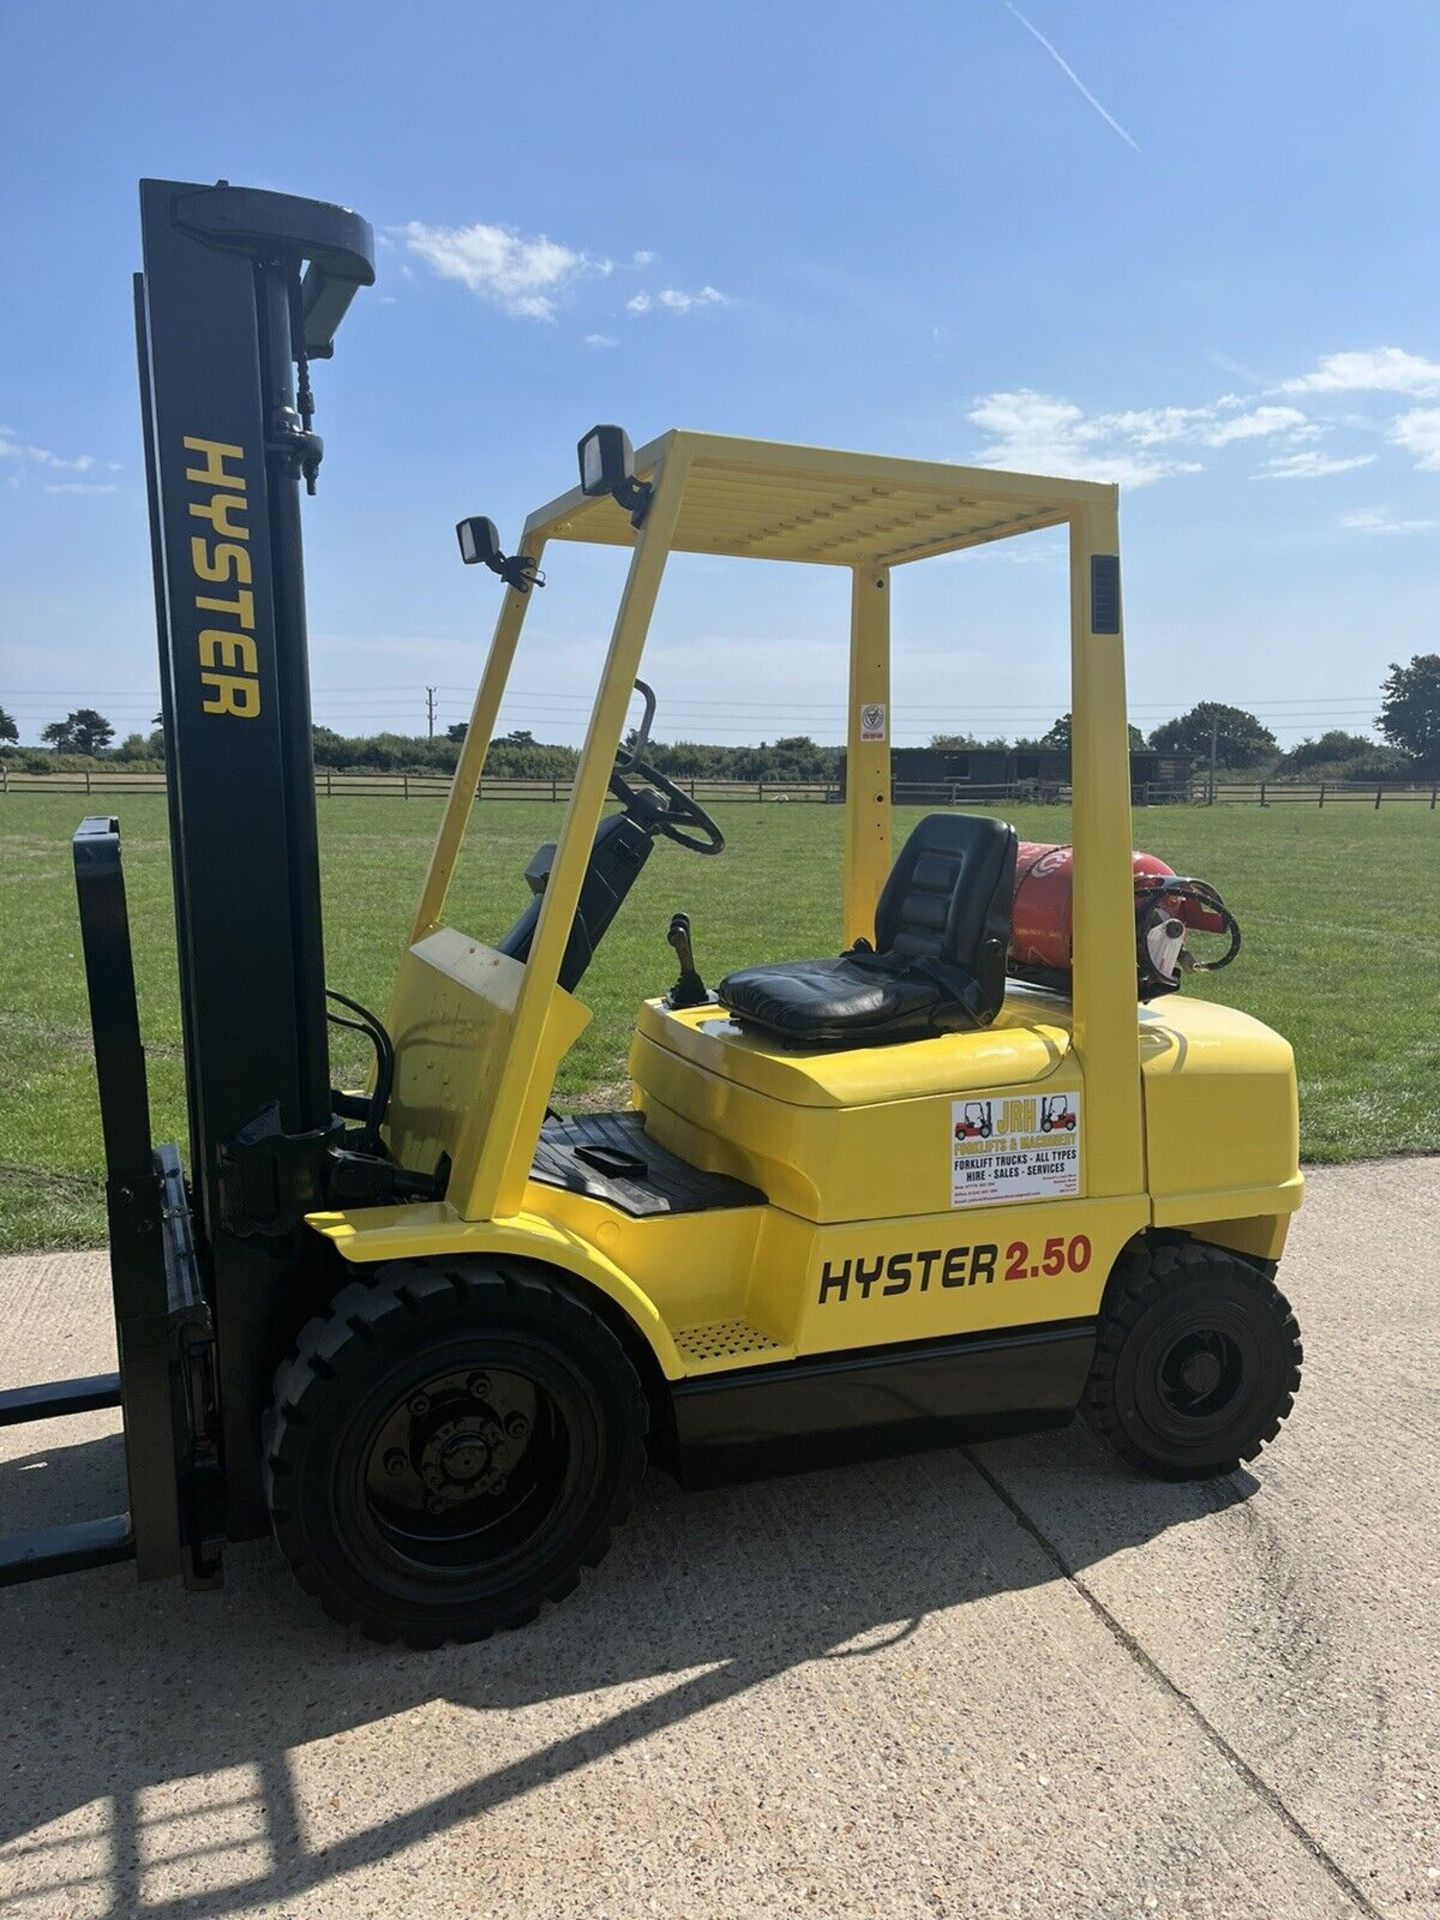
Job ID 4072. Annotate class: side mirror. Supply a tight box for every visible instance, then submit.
[576,424,653,526]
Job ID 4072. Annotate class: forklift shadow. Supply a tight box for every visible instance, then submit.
[0,1421,1258,1916]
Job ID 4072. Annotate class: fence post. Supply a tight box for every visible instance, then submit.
[1431,784,1437,811]
[1318,782,1325,809]
[85,768,92,795]
[403,773,409,800]
[551,775,557,801]
[758,779,764,803]
[1259,780,1266,807]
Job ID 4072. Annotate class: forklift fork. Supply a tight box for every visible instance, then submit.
[0,819,223,1590]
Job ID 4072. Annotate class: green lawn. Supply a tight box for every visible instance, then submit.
[1,792,1435,1252]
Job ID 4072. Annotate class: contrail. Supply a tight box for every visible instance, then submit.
[1004,2,1141,152]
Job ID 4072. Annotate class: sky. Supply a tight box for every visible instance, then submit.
[2,0,1438,751]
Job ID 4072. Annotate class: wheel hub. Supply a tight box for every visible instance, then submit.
[418,1409,515,1505]
[362,1363,550,1546]
[1155,1327,1245,1422]
[1179,1350,1223,1397]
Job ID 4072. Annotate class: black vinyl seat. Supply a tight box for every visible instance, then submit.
[718,813,1018,1049]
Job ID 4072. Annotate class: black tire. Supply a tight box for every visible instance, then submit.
[1082,1240,1302,1480]
[262,1261,647,1647]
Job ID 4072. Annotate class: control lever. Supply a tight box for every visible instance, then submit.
[664,912,712,1010]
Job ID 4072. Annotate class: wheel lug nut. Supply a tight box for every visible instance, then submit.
[467,1373,491,1401]
[505,1411,529,1437]
[409,1393,430,1416]
[383,1449,406,1477]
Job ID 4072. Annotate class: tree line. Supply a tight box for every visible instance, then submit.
[4,655,1437,782]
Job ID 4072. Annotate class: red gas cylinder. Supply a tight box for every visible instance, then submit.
[1011,842,1225,977]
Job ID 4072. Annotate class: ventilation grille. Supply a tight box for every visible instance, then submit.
[674,1319,789,1369]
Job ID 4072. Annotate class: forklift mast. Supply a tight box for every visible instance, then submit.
[0,182,375,1591]
[136,179,374,1534]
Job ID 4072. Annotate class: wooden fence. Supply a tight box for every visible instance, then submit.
[1194,780,1439,808]
[3,767,1436,810]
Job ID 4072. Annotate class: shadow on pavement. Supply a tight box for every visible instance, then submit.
[0,1418,1257,1917]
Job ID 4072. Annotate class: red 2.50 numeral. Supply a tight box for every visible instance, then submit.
[1004,1234,1092,1281]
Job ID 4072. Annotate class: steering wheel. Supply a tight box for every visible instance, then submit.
[609,757,725,855]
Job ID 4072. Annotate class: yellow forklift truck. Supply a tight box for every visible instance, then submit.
[0,180,1301,1648]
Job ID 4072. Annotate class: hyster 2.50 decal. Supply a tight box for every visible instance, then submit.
[950,1091,1082,1207]
[817,1233,1092,1305]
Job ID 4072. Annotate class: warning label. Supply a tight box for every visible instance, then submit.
[859,702,887,743]
[951,1091,1082,1208]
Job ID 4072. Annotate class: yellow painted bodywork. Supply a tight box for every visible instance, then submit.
[314,431,1302,1389]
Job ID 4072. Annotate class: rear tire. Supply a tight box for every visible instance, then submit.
[1082,1241,1301,1480]
[263,1261,647,1647]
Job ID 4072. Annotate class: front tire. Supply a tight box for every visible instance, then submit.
[263,1261,647,1646]
[1082,1241,1301,1480]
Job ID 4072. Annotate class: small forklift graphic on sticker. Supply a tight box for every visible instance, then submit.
[1040,1094,1077,1134]
[955,1101,993,1141]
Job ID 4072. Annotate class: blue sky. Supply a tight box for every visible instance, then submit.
[2,0,1438,749]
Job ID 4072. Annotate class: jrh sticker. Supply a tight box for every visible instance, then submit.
[951,1091,1081,1207]
[859,702,887,743]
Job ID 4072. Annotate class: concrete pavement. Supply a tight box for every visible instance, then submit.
[1,1158,1435,1918]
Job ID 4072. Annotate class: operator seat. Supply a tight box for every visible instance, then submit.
[718,813,1018,1048]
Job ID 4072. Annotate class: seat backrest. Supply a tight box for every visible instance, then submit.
[875,813,1018,978]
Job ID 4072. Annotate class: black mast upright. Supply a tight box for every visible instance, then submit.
[135,181,374,1531]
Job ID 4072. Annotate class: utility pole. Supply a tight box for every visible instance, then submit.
[1207,713,1219,806]
[425,686,437,739]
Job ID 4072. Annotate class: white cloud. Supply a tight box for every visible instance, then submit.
[1202,404,1309,445]
[1281,347,1440,396]
[632,249,655,266]
[0,432,97,472]
[44,482,118,495]
[966,391,1190,487]
[584,333,617,348]
[28,446,95,471]
[1391,407,1440,471]
[1341,506,1437,534]
[966,390,1319,487]
[628,285,728,317]
[403,220,587,320]
[1253,450,1376,480]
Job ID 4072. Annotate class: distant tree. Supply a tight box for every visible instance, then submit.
[930,732,984,750]
[1282,730,1377,773]
[1148,702,1277,768]
[311,725,347,767]
[1377,654,1440,770]
[111,732,154,763]
[41,708,114,757]
[446,722,467,744]
[1028,712,1145,753]
[0,705,17,745]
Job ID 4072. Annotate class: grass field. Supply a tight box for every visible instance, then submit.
[1,792,1435,1253]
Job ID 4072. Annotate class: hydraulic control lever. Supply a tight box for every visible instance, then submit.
[664,912,712,1010]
